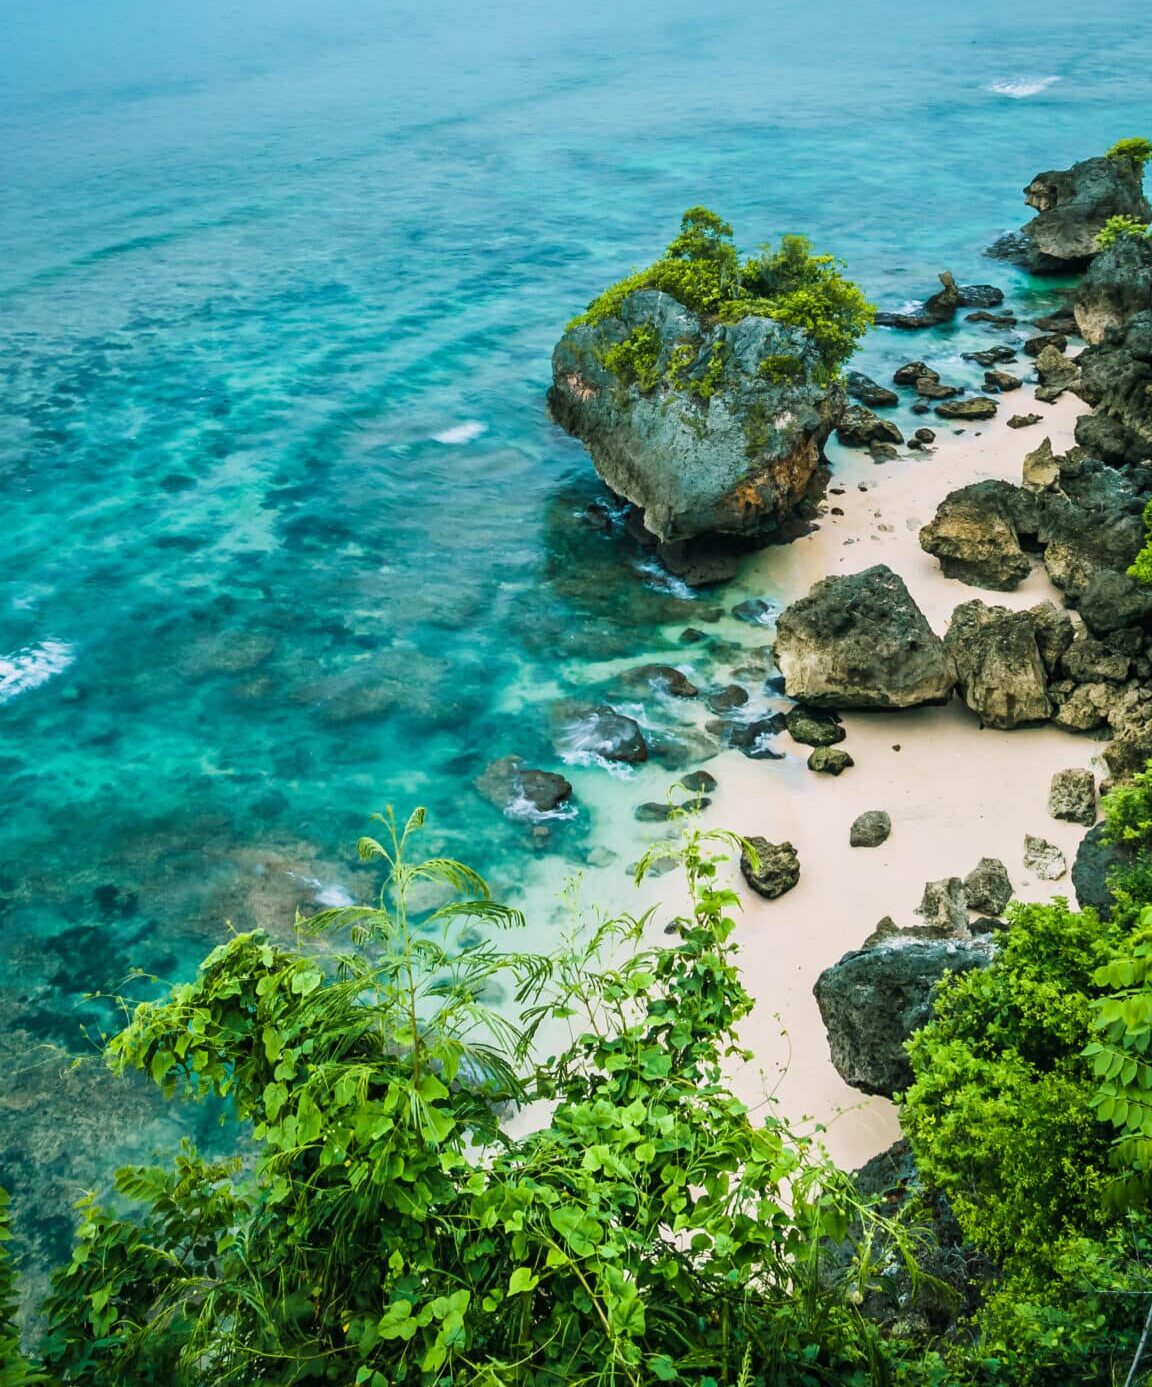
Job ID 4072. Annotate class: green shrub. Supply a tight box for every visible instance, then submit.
[571,208,873,385]
[0,1188,43,1385]
[22,811,920,1386]
[1086,910,1152,1211]
[1106,137,1152,169]
[598,321,663,391]
[1096,214,1151,249]
[1129,498,1152,586]
[902,898,1121,1280]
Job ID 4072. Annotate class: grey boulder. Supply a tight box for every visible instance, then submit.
[963,858,1013,916]
[549,287,843,542]
[1048,768,1097,826]
[814,937,993,1097]
[944,600,1051,729]
[740,837,801,900]
[850,810,892,847]
[774,566,955,710]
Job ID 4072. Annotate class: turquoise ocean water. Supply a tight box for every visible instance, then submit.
[2,0,1151,1277]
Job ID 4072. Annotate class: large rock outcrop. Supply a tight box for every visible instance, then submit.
[773,566,956,709]
[814,937,993,1097]
[992,154,1151,273]
[944,601,1052,729]
[548,289,843,542]
[1075,234,1152,345]
[1075,309,1152,465]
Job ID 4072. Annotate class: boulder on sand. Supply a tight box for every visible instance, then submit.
[836,405,904,448]
[774,565,956,710]
[1048,768,1097,826]
[964,858,1013,916]
[814,937,993,1097]
[740,837,801,900]
[918,479,1032,590]
[944,601,1051,730]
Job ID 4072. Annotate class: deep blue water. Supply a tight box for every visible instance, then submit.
[2,0,1151,1281]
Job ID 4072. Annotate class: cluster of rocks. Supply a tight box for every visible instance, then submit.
[917,441,1152,775]
[815,767,1096,1098]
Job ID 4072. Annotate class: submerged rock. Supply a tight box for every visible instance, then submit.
[957,284,1006,308]
[814,937,993,1097]
[1074,233,1152,345]
[622,663,699,698]
[992,153,1151,272]
[774,565,955,710]
[846,371,899,408]
[944,600,1051,729]
[875,272,961,329]
[552,703,648,763]
[935,396,999,421]
[740,837,801,900]
[475,757,574,816]
[549,287,843,542]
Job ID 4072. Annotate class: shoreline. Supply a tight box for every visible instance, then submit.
[694,384,1101,1168]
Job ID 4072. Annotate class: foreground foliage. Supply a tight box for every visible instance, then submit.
[572,207,873,384]
[10,813,917,1386]
[902,765,1152,1384]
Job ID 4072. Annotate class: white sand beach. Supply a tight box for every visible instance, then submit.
[697,386,1104,1169]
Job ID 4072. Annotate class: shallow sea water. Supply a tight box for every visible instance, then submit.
[2,0,1151,1282]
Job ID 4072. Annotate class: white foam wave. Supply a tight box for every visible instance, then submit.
[0,639,75,704]
[314,883,356,908]
[986,76,1060,98]
[433,420,487,445]
[634,558,696,600]
[503,790,578,824]
[287,872,356,908]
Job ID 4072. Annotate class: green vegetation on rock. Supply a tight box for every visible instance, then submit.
[571,207,874,385]
[1107,137,1152,170]
[1129,498,1152,586]
[1096,214,1152,249]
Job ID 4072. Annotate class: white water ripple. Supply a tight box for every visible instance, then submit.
[986,76,1061,98]
[0,640,75,704]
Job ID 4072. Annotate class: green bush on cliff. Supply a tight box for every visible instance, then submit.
[1106,137,1152,170]
[14,812,921,1385]
[1096,214,1152,250]
[1129,498,1152,586]
[902,897,1120,1280]
[571,207,873,385]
